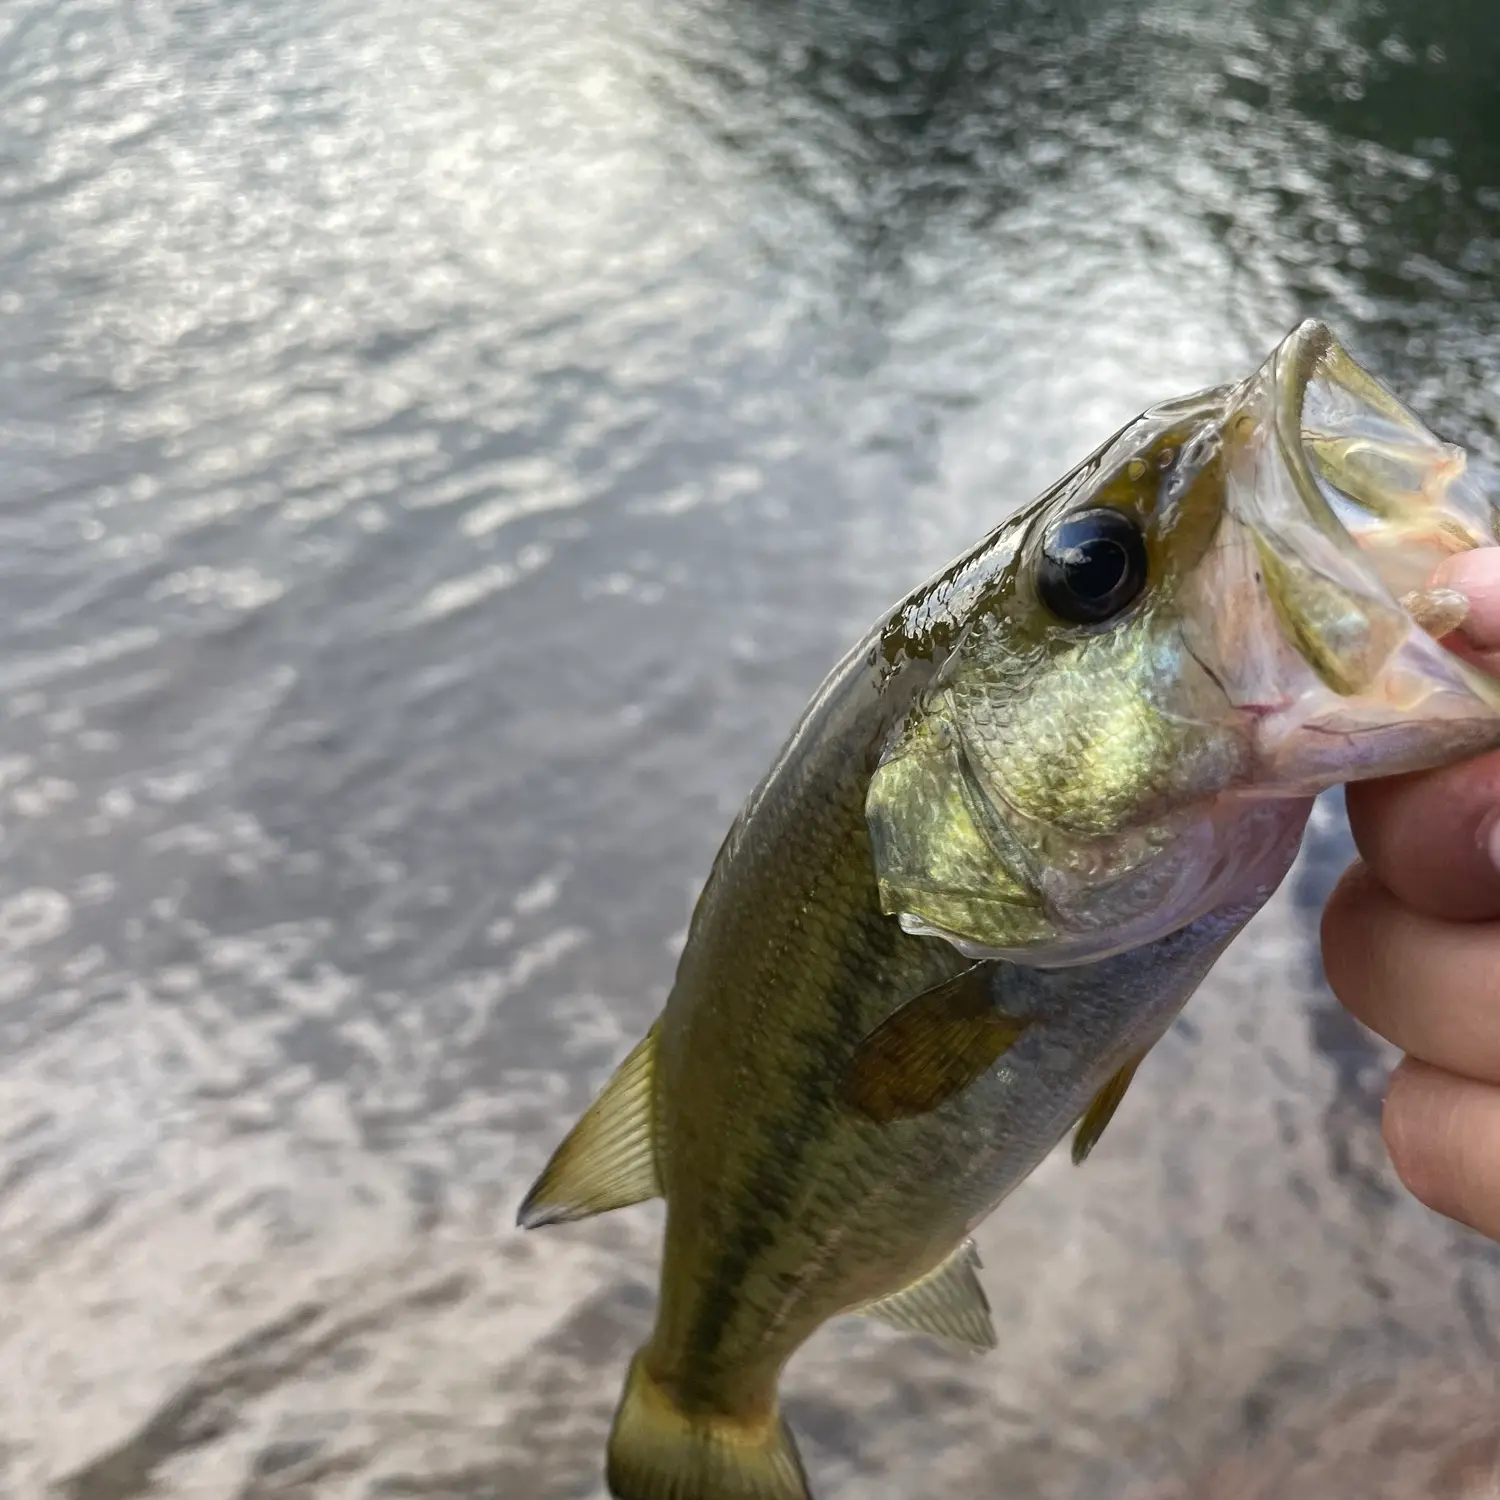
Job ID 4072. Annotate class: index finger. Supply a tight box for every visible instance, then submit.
[1344,548,1500,923]
[1345,754,1500,922]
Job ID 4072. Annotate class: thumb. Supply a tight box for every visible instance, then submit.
[1434,548,1500,656]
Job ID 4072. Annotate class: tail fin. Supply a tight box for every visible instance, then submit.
[606,1351,811,1500]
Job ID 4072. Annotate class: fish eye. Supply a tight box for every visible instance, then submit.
[1036,508,1149,625]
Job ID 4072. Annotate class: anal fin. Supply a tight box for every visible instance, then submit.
[517,1026,661,1228]
[855,1238,996,1354]
[1071,1053,1145,1165]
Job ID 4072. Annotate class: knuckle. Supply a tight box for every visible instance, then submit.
[1381,1065,1500,1240]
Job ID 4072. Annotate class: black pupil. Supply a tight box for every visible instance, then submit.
[1060,534,1128,599]
[1037,510,1147,624]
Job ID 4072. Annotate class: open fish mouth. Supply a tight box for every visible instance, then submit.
[1203,318,1500,789]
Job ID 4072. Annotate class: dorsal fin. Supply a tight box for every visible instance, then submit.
[517,1026,661,1228]
[855,1238,996,1353]
[1071,1053,1145,1165]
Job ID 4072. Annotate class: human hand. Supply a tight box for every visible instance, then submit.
[1322,548,1500,1242]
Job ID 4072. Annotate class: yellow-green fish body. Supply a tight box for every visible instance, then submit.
[520,323,1500,1500]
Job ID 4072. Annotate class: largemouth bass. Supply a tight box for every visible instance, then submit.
[519,322,1500,1500]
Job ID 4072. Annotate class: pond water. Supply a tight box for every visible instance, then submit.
[1,0,1497,1495]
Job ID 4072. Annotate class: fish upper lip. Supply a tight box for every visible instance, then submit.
[1206,319,1500,764]
[1269,319,1337,485]
[1266,317,1376,562]
[1258,319,1490,647]
[1264,319,1493,576]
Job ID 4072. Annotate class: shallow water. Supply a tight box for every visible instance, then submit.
[1,0,1498,1495]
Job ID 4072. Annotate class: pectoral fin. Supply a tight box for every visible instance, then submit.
[1071,1054,1145,1165]
[517,1026,661,1227]
[856,1238,996,1353]
[843,966,1030,1123]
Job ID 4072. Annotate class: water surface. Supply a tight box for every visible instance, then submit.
[1,0,1498,1495]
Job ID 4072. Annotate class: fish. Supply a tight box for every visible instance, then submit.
[517,320,1500,1500]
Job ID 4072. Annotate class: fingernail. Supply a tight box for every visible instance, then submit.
[1400,584,1469,638]
[1478,806,1500,873]
[1432,549,1500,652]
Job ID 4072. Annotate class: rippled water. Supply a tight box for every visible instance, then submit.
[1,0,1498,1495]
